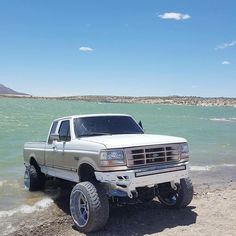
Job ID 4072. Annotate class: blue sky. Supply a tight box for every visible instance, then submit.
[0,0,235,97]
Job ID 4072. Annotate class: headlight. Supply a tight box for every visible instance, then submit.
[180,143,189,161]
[100,149,125,166]
[180,143,189,154]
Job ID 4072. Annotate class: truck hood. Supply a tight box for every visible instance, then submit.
[80,134,186,149]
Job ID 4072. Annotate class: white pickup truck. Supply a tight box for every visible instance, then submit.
[24,114,193,232]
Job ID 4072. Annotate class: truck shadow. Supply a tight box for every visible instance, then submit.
[96,203,197,236]
[46,180,197,236]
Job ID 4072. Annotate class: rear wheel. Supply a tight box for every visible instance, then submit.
[70,181,109,233]
[24,165,45,191]
[157,178,193,208]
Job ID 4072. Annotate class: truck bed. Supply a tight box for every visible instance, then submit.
[24,141,46,166]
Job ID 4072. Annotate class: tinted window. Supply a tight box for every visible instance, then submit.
[59,120,71,142]
[48,121,58,144]
[50,121,58,134]
[74,116,143,137]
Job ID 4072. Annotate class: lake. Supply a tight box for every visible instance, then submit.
[0,97,236,213]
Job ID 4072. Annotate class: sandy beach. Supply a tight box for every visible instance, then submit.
[7,175,236,236]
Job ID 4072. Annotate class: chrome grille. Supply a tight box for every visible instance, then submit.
[125,144,180,167]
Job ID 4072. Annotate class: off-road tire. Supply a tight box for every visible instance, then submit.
[24,165,45,191]
[70,181,109,233]
[158,178,193,208]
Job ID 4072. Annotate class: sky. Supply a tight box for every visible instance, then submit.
[0,0,235,97]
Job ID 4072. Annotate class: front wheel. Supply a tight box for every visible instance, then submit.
[157,178,193,208]
[70,181,109,233]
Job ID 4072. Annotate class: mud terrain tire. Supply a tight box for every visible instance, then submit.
[158,178,193,208]
[24,165,44,191]
[70,181,109,233]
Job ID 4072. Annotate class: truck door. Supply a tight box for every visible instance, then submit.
[44,121,58,167]
[53,120,71,169]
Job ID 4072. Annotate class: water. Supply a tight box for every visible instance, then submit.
[0,98,236,216]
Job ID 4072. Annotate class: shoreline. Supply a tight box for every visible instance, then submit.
[1,94,236,107]
[7,180,236,236]
[3,165,236,236]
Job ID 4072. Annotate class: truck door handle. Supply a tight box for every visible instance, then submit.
[52,145,57,151]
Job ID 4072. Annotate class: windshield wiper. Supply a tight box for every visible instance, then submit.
[79,132,112,137]
[118,131,144,134]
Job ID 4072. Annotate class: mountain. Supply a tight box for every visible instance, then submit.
[0,84,29,96]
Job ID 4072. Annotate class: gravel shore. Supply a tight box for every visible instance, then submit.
[8,179,236,236]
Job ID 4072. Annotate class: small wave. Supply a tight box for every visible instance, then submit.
[1,223,16,236]
[209,118,236,122]
[191,163,236,171]
[0,198,53,218]
[190,166,212,171]
[223,163,236,167]
[0,179,21,190]
[0,180,7,187]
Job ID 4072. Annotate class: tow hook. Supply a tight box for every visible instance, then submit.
[170,181,178,190]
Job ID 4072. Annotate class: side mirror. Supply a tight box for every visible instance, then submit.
[50,133,60,142]
[138,120,143,129]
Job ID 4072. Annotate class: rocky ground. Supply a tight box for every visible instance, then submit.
[9,180,236,236]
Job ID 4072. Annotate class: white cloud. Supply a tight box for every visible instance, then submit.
[158,12,191,21]
[215,40,236,50]
[79,47,94,52]
[222,61,230,65]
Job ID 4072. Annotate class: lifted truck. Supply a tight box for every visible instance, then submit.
[23,114,193,232]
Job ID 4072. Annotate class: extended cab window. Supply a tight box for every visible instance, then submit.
[59,120,71,142]
[48,121,58,144]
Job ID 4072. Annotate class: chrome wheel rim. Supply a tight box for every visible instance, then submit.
[72,190,89,227]
[24,169,30,189]
[159,193,178,205]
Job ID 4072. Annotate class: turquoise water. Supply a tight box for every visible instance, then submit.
[1,98,236,175]
[0,98,236,211]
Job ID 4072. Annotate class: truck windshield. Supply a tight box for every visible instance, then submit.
[74,116,144,137]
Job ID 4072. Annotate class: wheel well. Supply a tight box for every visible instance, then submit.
[29,157,41,173]
[79,164,96,182]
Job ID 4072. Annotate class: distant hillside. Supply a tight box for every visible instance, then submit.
[0,84,29,96]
